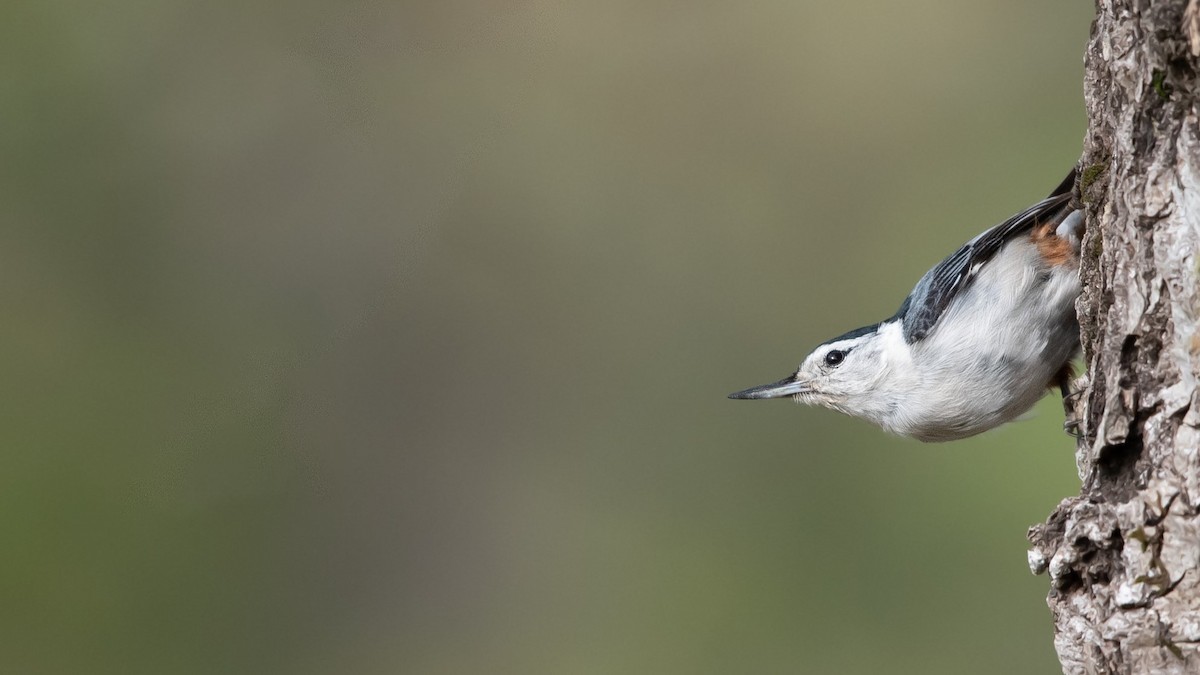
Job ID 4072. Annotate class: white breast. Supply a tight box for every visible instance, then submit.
[884,238,1080,441]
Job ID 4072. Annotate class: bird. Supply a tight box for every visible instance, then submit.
[728,169,1083,442]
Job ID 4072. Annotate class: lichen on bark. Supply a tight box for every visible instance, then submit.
[1026,1,1200,673]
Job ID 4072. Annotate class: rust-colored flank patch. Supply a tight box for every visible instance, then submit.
[1031,222,1075,267]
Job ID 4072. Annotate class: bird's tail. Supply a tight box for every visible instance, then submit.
[1048,167,1078,199]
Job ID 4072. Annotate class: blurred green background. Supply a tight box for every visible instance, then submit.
[2,1,1093,673]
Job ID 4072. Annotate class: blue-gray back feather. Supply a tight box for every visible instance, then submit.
[898,169,1077,343]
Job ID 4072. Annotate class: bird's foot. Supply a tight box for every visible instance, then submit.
[1061,389,1084,439]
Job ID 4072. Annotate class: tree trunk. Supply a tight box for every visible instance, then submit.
[1026,1,1200,673]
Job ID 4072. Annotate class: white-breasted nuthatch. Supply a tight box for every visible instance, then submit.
[729,169,1083,442]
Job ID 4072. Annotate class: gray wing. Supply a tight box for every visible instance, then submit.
[899,172,1076,343]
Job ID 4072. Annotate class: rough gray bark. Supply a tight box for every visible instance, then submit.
[1025,1,1200,673]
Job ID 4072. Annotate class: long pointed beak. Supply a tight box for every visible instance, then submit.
[728,375,811,400]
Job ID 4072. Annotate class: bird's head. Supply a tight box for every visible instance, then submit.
[728,322,904,416]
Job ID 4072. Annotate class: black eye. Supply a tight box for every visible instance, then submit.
[824,350,846,367]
